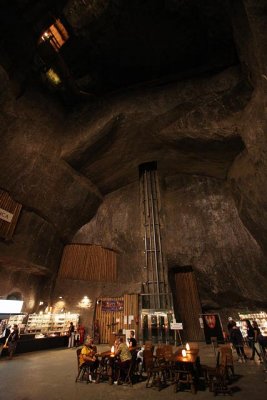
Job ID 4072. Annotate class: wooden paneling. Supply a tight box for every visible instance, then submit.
[174,270,204,341]
[58,244,117,281]
[94,294,139,344]
[0,189,22,240]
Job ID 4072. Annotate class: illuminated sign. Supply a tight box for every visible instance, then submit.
[0,300,23,313]
[0,208,13,223]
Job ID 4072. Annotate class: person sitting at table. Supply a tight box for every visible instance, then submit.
[114,336,132,383]
[79,336,99,382]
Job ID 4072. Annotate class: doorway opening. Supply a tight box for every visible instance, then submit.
[141,309,175,345]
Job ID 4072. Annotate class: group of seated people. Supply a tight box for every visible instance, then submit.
[79,330,138,384]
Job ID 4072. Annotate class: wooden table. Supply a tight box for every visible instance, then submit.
[98,351,117,383]
[172,351,200,394]
[174,353,199,363]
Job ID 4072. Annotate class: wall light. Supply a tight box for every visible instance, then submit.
[77,296,92,309]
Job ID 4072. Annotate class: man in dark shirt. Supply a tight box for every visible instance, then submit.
[8,324,19,359]
[128,330,137,349]
[0,323,11,357]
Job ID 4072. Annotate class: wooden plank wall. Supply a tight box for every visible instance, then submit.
[95,294,139,344]
[174,270,204,341]
[0,189,22,240]
[58,244,117,281]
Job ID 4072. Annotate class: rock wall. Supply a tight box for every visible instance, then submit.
[0,66,102,304]
[163,174,267,308]
[71,174,267,310]
[73,182,144,284]
[228,0,267,255]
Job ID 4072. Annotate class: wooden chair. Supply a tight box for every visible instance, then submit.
[144,350,167,391]
[155,347,166,364]
[219,345,235,379]
[204,350,232,395]
[144,341,155,353]
[163,347,176,383]
[75,348,91,383]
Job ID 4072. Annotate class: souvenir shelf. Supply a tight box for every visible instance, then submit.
[26,313,79,336]
[238,311,267,336]
[8,314,26,326]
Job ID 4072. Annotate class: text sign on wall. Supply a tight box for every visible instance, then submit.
[0,208,13,223]
[102,300,124,312]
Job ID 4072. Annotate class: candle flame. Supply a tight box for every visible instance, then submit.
[185,343,190,351]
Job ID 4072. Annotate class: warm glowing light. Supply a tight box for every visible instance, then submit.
[111,346,115,353]
[185,343,190,351]
[77,296,92,309]
[46,68,61,85]
[182,349,187,357]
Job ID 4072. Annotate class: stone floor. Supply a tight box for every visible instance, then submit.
[0,343,266,400]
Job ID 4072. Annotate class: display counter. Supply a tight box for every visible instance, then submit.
[1,334,68,356]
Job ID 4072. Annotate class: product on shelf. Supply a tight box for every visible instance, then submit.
[25,313,79,336]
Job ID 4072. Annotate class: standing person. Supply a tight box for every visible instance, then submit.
[0,324,10,357]
[78,324,85,345]
[128,330,137,349]
[227,318,235,334]
[252,321,264,362]
[8,324,19,360]
[243,319,256,359]
[230,321,248,361]
[68,322,75,348]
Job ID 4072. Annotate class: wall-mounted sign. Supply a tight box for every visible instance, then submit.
[0,208,13,223]
[102,300,124,312]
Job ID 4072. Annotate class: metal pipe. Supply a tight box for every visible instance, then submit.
[142,173,148,282]
[145,171,155,308]
[152,174,168,308]
[150,170,160,308]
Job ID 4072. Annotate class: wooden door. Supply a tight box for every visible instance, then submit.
[173,268,204,341]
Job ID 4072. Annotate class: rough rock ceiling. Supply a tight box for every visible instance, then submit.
[0,0,251,228]
[0,0,238,96]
